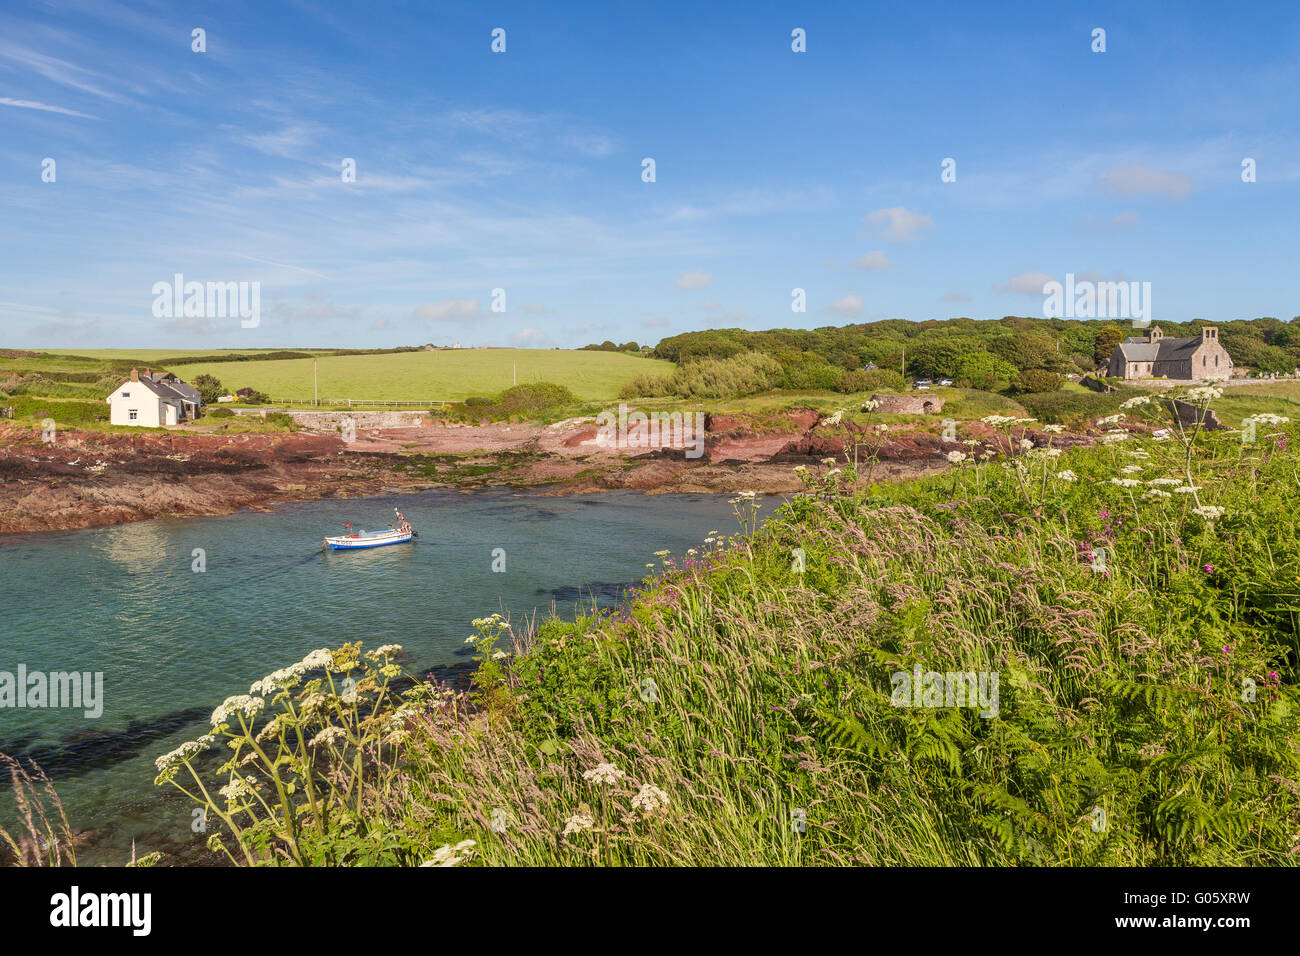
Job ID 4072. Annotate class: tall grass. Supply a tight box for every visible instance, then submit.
[154,394,1300,866]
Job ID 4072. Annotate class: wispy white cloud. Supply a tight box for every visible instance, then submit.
[413,298,482,322]
[864,206,933,242]
[675,270,713,290]
[825,294,864,317]
[852,251,892,271]
[0,96,96,119]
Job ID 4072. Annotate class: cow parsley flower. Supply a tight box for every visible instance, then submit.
[631,783,670,815]
[946,450,966,464]
[563,813,595,837]
[1055,470,1077,482]
[421,840,476,866]
[1110,478,1141,488]
[210,695,265,726]
[1193,505,1226,521]
[582,763,625,786]
[309,726,348,747]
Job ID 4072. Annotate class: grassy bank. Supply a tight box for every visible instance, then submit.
[127,388,1300,868]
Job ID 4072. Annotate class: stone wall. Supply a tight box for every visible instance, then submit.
[870,394,945,415]
[278,410,427,430]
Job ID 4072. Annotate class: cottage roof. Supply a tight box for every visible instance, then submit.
[113,373,200,406]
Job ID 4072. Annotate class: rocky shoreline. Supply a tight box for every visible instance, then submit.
[0,410,1054,535]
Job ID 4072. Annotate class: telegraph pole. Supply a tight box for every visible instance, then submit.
[314,359,318,406]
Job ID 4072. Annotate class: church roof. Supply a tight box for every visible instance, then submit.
[1117,334,1201,363]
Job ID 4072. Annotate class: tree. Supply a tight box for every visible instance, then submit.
[955,352,1017,391]
[191,373,226,404]
[1093,325,1126,365]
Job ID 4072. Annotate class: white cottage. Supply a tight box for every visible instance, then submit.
[106,367,202,426]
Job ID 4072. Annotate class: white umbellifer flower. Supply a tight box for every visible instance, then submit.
[946,450,966,464]
[1120,465,1142,474]
[1019,438,1034,451]
[210,695,265,727]
[1142,489,1172,500]
[491,650,507,660]
[1110,478,1142,488]
[299,649,334,670]
[1244,413,1289,426]
[1096,414,1126,426]
[793,465,808,474]
[1172,485,1201,494]
[562,813,594,837]
[372,644,402,657]
[1045,448,1062,457]
[582,762,626,786]
[1186,386,1223,403]
[421,840,477,866]
[154,738,209,772]
[823,468,842,479]
[1152,428,1171,441]
[1146,477,1182,486]
[981,415,1016,427]
[464,636,477,644]
[1100,430,1130,444]
[860,399,880,411]
[218,775,259,802]
[1119,395,1152,410]
[250,663,307,696]
[820,458,837,467]
[1193,505,1226,520]
[309,725,348,747]
[1126,449,1151,459]
[631,783,670,815]
[1042,424,1065,434]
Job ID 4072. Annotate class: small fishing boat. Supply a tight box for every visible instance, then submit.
[323,509,417,551]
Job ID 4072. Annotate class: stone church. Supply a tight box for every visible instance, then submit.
[1106,325,1232,381]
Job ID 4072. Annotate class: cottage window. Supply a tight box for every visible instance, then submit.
[121,391,130,398]
[1215,355,1219,366]
[1203,356,1207,367]
[128,409,138,421]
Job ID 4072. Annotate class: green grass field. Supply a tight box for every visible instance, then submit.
[169,349,676,403]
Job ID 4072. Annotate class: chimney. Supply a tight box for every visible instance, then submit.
[145,367,152,378]
[130,367,139,382]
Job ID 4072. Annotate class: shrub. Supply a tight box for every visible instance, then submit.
[264,411,298,430]
[618,373,674,399]
[1011,368,1066,394]
[206,407,234,419]
[495,382,577,415]
[1017,389,1123,424]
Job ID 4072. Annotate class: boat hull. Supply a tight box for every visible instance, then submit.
[323,529,414,550]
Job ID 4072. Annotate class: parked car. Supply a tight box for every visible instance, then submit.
[938,378,953,386]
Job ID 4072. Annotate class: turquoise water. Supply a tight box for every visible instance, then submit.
[0,489,757,864]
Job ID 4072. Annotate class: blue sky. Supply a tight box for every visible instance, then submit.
[1,0,1298,349]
